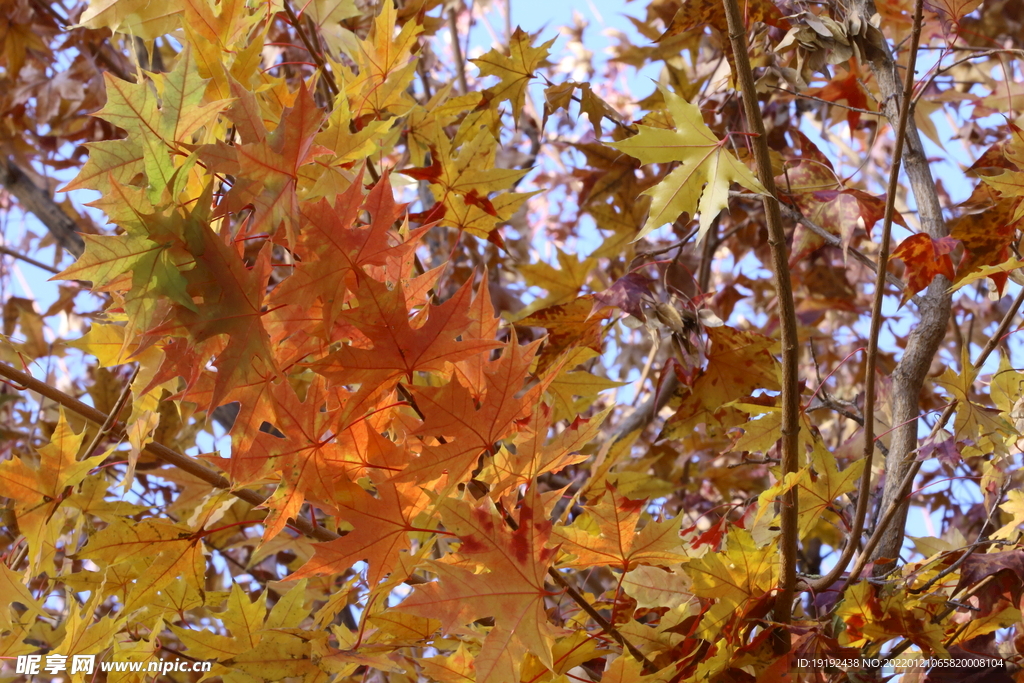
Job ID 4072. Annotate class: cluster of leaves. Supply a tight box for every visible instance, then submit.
[3,0,1024,680]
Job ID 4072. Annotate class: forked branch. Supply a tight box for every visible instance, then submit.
[849,0,953,577]
[803,0,926,594]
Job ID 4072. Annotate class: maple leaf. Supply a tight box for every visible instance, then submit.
[684,528,777,611]
[950,197,1024,295]
[0,410,104,569]
[517,297,612,374]
[659,0,789,40]
[954,549,1024,607]
[806,70,873,128]
[401,128,532,236]
[311,275,499,392]
[489,404,607,495]
[892,233,958,305]
[602,654,675,682]
[204,82,332,243]
[61,139,145,197]
[753,440,864,544]
[551,491,689,570]
[400,492,563,681]
[993,489,1024,540]
[609,87,767,242]
[837,583,947,654]
[268,174,426,334]
[472,27,555,123]
[397,336,545,485]
[546,357,624,422]
[514,249,597,317]
[236,377,347,538]
[79,0,184,38]
[343,1,422,119]
[288,479,430,586]
[93,47,229,203]
[935,347,1016,454]
[146,221,279,410]
[662,325,781,439]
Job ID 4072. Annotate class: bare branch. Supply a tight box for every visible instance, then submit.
[448,7,469,96]
[0,157,84,257]
[721,0,802,650]
[0,245,61,275]
[850,0,953,578]
[281,0,339,96]
[804,0,926,594]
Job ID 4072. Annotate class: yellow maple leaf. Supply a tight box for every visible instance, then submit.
[472,27,555,122]
[993,489,1024,540]
[752,440,864,544]
[935,347,1016,455]
[684,528,777,610]
[609,87,766,242]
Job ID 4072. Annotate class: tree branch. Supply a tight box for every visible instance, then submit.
[803,0,925,594]
[0,361,339,544]
[281,0,338,97]
[721,0,802,651]
[831,284,1024,592]
[0,157,84,257]
[849,0,953,577]
[0,245,61,275]
[448,6,469,96]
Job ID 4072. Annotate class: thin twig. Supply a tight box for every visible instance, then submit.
[721,0,802,651]
[281,0,338,96]
[0,244,61,275]
[78,366,138,461]
[546,570,658,672]
[767,84,883,117]
[448,7,469,96]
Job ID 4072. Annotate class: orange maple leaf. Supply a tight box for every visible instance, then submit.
[204,82,332,243]
[892,233,958,305]
[287,479,430,586]
[397,336,546,485]
[312,276,499,391]
[400,491,563,681]
[552,490,688,570]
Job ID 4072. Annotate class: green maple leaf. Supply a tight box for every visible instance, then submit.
[94,46,230,203]
[609,87,766,242]
[53,200,195,333]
